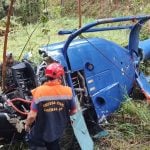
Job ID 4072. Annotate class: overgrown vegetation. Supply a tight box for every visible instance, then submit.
[95,97,150,150]
[1,0,150,24]
[0,0,150,150]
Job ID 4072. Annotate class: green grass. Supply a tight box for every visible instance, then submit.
[94,97,150,150]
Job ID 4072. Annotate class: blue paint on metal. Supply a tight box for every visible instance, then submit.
[139,39,150,60]
[67,37,135,95]
[146,76,150,82]
[91,82,123,118]
[39,46,66,66]
[40,37,135,118]
[58,25,133,35]
[70,110,94,150]
[62,15,150,62]
[136,72,150,96]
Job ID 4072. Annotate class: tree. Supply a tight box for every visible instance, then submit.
[15,0,42,24]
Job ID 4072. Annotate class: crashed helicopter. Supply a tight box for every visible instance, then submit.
[0,15,150,149]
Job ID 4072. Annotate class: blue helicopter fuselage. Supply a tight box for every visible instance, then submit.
[39,16,150,129]
[40,37,135,118]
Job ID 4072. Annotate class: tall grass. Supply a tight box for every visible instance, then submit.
[95,96,150,150]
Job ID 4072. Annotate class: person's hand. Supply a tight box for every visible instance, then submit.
[69,107,77,116]
[25,124,31,132]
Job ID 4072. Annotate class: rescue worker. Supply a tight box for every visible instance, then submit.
[0,52,19,91]
[25,62,77,150]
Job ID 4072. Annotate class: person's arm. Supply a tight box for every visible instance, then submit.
[67,88,77,115]
[25,101,38,132]
[69,98,77,116]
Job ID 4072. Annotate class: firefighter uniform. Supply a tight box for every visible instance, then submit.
[29,80,75,150]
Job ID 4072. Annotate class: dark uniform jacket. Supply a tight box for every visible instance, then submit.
[30,80,75,143]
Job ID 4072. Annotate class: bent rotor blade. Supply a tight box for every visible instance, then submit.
[136,72,150,102]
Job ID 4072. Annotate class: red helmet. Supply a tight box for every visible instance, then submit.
[45,63,64,79]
